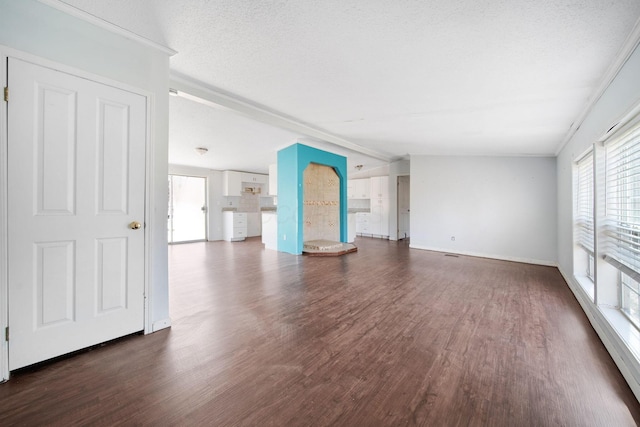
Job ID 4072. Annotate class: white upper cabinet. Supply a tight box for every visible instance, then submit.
[241,172,268,185]
[348,177,388,200]
[348,178,370,199]
[370,176,389,200]
[357,179,371,199]
[223,171,242,196]
[224,171,269,196]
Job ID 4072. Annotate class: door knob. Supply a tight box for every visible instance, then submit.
[129,221,142,230]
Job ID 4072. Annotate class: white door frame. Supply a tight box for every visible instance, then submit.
[396,174,410,240]
[1,53,8,382]
[0,46,156,380]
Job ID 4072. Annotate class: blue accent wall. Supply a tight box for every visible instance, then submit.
[277,143,348,255]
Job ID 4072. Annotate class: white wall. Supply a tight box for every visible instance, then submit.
[410,156,557,265]
[557,45,640,279]
[556,43,640,399]
[0,0,172,339]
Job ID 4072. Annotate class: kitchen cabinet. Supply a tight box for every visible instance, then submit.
[370,198,390,236]
[369,176,390,237]
[247,212,261,237]
[348,212,356,242]
[353,176,389,238]
[355,212,370,234]
[356,179,371,199]
[370,176,389,199]
[223,211,247,241]
[347,180,355,199]
[241,172,268,185]
[224,171,269,196]
[223,171,242,196]
[348,178,370,199]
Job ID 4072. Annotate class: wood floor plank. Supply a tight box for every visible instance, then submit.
[0,237,639,426]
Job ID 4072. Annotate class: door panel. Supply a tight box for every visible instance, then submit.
[8,58,146,370]
[36,241,75,326]
[96,237,128,313]
[37,84,77,215]
[98,100,131,214]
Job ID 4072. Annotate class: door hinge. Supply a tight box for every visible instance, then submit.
[4,327,8,342]
[3,87,8,102]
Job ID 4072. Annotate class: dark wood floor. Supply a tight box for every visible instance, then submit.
[1,237,639,426]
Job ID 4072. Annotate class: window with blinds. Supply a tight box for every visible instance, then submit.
[605,125,640,274]
[576,151,594,255]
[605,123,640,323]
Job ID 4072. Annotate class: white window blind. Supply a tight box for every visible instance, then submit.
[605,124,640,276]
[576,152,594,254]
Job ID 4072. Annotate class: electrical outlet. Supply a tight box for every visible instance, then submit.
[283,234,287,240]
[451,236,455,241]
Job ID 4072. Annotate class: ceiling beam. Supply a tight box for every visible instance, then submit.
[169,73,393,163]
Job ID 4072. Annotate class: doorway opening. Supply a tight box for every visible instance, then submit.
[168,175,207,243]
[397,175,410,240]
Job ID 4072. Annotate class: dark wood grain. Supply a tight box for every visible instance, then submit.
[1,237,638,426]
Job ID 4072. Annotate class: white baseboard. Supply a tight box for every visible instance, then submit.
[151,318,172,332]
[408,244,557,267]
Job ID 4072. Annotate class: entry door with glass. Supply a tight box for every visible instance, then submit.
[168,175,207,243]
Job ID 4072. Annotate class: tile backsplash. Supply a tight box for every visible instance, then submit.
[225,183,275,212]
[238,192,259,212]
[348,198,370,210]
[303,163,340,243]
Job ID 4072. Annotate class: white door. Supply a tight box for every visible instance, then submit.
[7,58,146,370]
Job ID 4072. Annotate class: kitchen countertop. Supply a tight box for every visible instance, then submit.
[222,208,278,213]
[230,207,365,213]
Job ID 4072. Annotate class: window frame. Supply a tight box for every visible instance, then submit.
[575,150,595,278]
[603,116,640,327]
[573,148,596,300]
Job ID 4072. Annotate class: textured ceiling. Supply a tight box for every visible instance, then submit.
[59,0,640,172]
[169,95,388,173]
